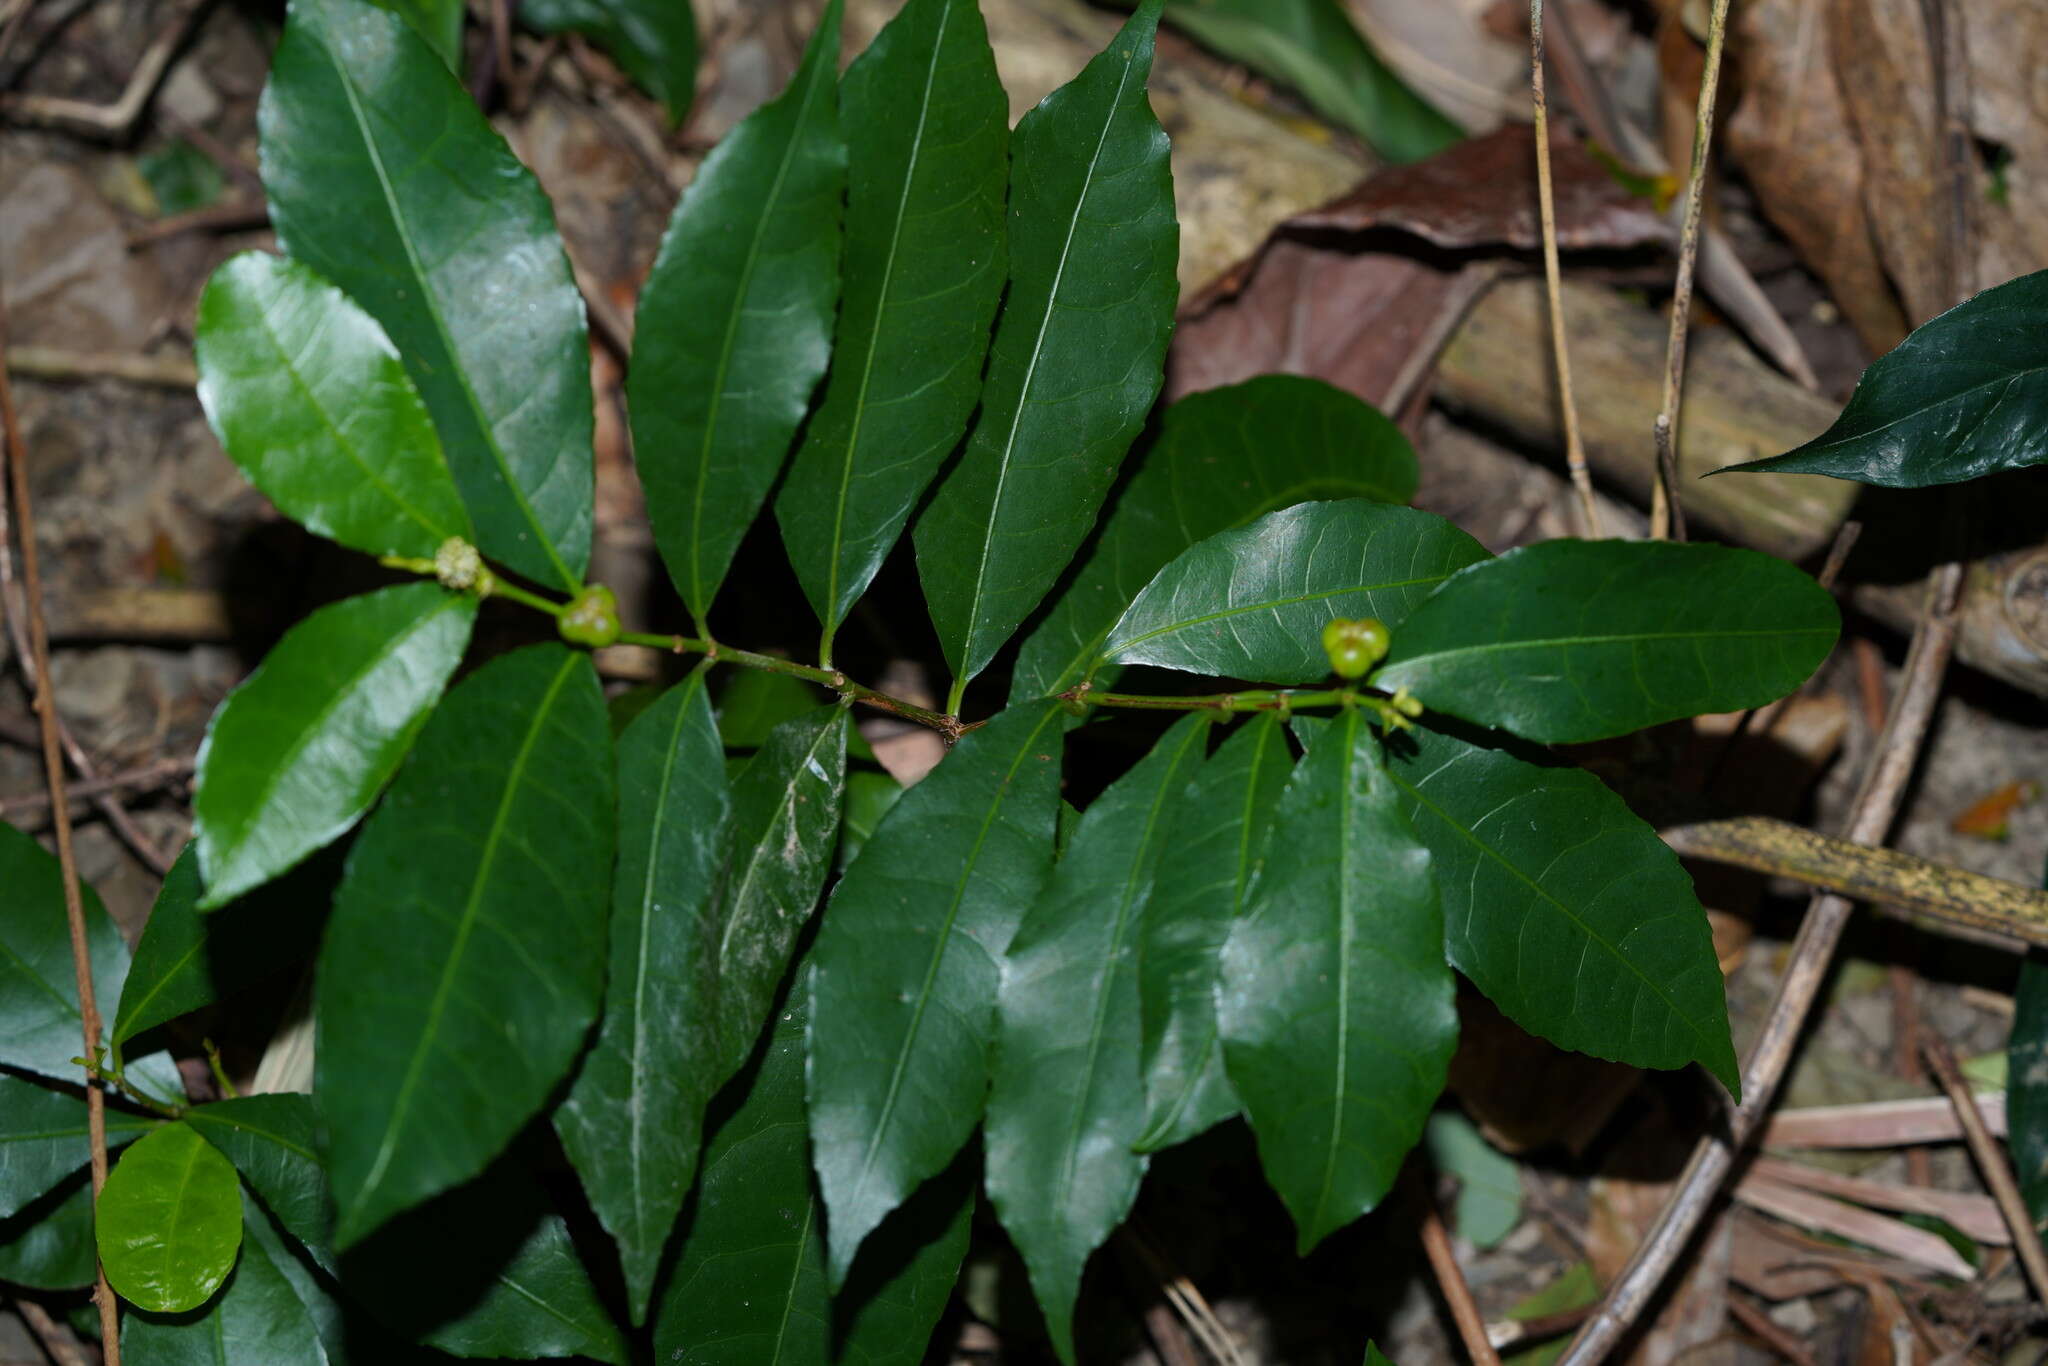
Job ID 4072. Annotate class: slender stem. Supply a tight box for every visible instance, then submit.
[1648,0,1732,544]
[487,575,565,616]
[945,675,968,719]
[0,297,122,1363]
[1924,1036,2048,1304]
[1070,686,1350,715]
[1414,1170,1504,1366]
[1530,0,1600,539]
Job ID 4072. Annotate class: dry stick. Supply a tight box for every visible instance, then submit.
[1528,0,1599,539]
[0,753,193,817]
[1416,1176,1504,1366]
[1647,0,1731,544]
[0,304,121,1358]
[1557,561,1967,1366]
[0,0,203,135]
[0,0,36,74]
[1726,1295,1818,1366]
[12,1297,93,1366]
[1924,1037,2048,1303]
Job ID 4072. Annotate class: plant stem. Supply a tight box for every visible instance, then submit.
[945,676,968,719]
[487,575,566,616]
[1068,686,1350,714]
[1648,0,1732,544]
[0,295,123,1363]
[1529,0,1600,539]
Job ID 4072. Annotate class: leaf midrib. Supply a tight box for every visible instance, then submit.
[1311,713,1357,1236]
[322,36,577,590]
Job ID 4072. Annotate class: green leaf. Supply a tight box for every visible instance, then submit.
[195,252,471,563]
[1717,268,2048,488]
[554,671,731,1323]
[261,0,594,591]
[99,1122,244,1314]
[194,583,475,910]
[240,1190,446,1366]
[1367,1346,1398,1366]
[985,712,1211,1360]
[521,0,697,123]
[1135,711,1290,1152]
[368,0,464,71]
[1011,376,1420,702]
[655,974,973,1366]
[139,140,224,217]
[0,1075,155,1219]
[0,1175,98,1290]
[839,769,904,870]
[714,668,877,761]
[1424,1111,1521,1249]
[633,2,844,628]
[2008,863,2048,1228]
[1219,708,1456,1253]
[1153,0,1459,163]
[1376,540,1841,744]
[774,0,1009,647]
[339,1163,627,1363]
[122,1208,328,1366]
[1384,723,1740,1093]
[184,1096,333,1269]
[807,702,1067,1285]
[916,2,1178,691]
[1100,500,1488,686]
[318,644,614,1247]
[113,846,330,1049]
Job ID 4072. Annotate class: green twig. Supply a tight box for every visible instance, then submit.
[1065,685,1352,715]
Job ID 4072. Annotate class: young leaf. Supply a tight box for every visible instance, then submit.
[0,1076,154,1219]
[553,672,730,1322]
[194,251,473,562]
[520,0,698,123]
[1135,710,1291,1152]
[318,644,614,1247]
[98,1122,244,1314]
[121,1208,327,1366]
[1011,375,1420,702]
[655,976,973,1366]
[1218,709,1456,1253]
[1099,500,1488,685]
[985,711,1212,1360]
[807,702,1067,1285]
[1150,0,1460,163]
[774,0,1009,649]
[1384,724,1741,1094]
[633,1,845,629]
[113,846,329,1050]
[1376,540,1840,744]
[193,583,475,909]
[183,1095,333,1268]
[0,821,144,1083]
[1423,1111,1521,1249]
[1717,268,2048,487]
[916,1,1178,692]
[261,0,594,591]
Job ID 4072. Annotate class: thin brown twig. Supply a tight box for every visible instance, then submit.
[1529,0,1599,539]
[1558,560,1967,1366]
[125,197,269,248]
[0,300,121,1358]
[0,0,37,75]
[1416,1174,1503,1366]
[1924,1037,2048,1303]
[0,753,193,817]
[1648,0,1731,543]
[12,1296,92,1366]
[0,0,204,135]
[1727,1295,1818,1366]
[8,343,197,388]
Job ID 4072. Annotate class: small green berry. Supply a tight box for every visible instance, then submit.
[1320,617,1390,679]
[558,584,621,649]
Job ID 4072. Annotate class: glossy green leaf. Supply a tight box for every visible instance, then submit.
[185,1096,332,1269]
[318,644,614,1247]
[774,0,1008,645]
[122,1208,328,1366]
[194,583,475,910]
[1153,0,1459,163]
[369,0,464,70]
[99,1122,244,1314]
[715,668,877,761]
[916,2,1178,690]
[633,2,844,628]
[807,702,1067,1285]
[521,0,697,122]
[1219,709,1456,1253]
[1376,540,1840,744]
[553,672,730,1322]
[1100,500,1488,685]
[261,0,594,591]
[340,1163,627,1363]
[1719,269,2048,488]
[1384,723,1740,1093]
[1011,376,1420,702]
[838,770,904,870]
[0,1075,155,1219]
[0,1175,97,1290]
[194,252,471,564]
[113,846,330,1050]
[1423,1111,1521,1249]
[656,976,973,1366]
[986,712,1211,1360]
[1135,711,1290,1152]
[241,1191,446,1366]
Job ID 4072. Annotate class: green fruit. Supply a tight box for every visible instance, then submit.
[1320,617,1390,679]
[558,583,621,648]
